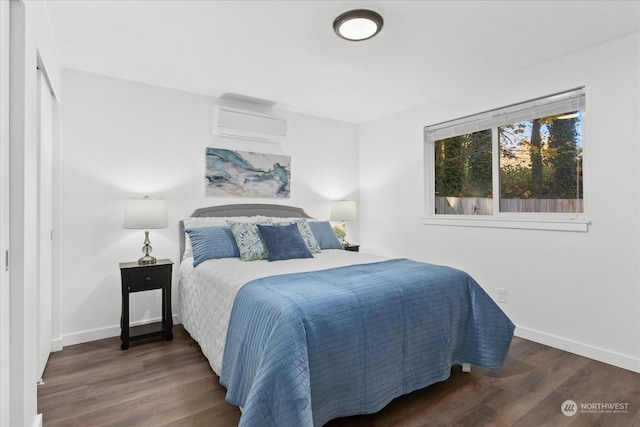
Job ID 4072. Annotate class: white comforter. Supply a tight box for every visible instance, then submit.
[179,250,384,375]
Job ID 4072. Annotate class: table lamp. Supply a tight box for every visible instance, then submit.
[330,200,357,246]
[124,196,168,265]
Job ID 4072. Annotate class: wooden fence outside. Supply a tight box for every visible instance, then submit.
[435,196,583,215]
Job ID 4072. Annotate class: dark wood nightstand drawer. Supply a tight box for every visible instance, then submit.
[127,265,171,291]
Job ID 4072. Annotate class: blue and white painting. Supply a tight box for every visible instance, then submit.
[205,148,291,198]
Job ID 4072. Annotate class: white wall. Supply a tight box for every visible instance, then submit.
[59,69,359,345]
[359,33,640,372]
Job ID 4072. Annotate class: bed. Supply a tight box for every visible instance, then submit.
[178,204,515,427]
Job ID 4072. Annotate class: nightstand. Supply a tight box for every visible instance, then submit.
[344,244,360,252]
[119,259,173,350]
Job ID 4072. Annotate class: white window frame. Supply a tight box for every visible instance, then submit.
[423,88,589,232]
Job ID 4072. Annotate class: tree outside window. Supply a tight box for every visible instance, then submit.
[429,89,584,216]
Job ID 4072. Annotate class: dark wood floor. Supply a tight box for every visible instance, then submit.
[38,326,640,427]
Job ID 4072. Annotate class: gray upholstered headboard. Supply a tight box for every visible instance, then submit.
[179,203,312,260]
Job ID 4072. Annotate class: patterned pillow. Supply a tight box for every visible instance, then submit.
[228,219,273,261]
[271,218,321,253]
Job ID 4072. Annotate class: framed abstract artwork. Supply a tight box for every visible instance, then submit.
[205,148,291,198]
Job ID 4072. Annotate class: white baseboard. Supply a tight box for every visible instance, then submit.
[60,314,181,348]
[34,414,42,427]
[51,337,63,352]
[515,326,640,373]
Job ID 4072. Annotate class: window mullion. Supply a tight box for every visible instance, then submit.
[492,127,500,215]
[425,138,436,215]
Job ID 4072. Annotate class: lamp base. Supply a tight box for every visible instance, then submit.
[138,232,156,265]
[138,255,157,265]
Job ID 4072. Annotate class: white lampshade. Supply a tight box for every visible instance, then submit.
[123,197,168,230]
[330,200,357,222]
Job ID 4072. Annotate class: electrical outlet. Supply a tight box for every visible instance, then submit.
[496,287,507,303]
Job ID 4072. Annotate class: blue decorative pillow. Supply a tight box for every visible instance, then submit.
[309,221,343,250]
[185,226,240,267]
[257,223,314,261]
[228,220,273,261]
[274,219,321,253]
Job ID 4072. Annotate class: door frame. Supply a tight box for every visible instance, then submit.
[0,0,11,425]
[36,67,53,382]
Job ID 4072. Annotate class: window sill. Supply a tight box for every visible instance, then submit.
[422,215,590,232]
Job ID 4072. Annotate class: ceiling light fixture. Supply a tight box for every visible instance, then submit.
[333,9,383,41]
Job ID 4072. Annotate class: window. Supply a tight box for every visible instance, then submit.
[425,88,588,231]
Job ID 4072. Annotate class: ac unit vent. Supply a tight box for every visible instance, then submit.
[213,106,287,142]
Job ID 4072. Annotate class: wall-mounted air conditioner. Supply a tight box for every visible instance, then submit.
[212,105,287,142]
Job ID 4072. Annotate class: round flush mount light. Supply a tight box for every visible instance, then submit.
[333,9,384,41]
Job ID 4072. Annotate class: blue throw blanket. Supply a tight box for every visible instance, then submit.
[220,259,514,426]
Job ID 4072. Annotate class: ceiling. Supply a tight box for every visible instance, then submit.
[45,0,640,124]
